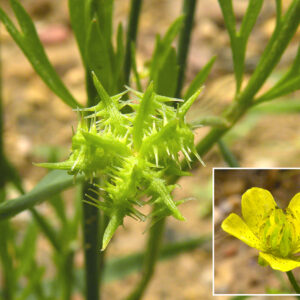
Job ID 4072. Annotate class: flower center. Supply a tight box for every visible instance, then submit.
[260,208,296,257]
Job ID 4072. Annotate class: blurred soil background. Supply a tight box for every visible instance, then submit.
[214,169,300,295]
[1,0,300,299]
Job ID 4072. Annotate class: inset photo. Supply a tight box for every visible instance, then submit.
[213,168,300,296]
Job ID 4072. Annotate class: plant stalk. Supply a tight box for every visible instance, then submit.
[81,72,102,300]
[124,0,143,86]
[125,217,166,300]
[82,181,100,300]
[287,271,300,296]
[176,0,198,98]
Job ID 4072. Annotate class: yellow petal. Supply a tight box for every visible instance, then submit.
[287,193,300,222]
[221,213,264,250]
[259,252,300,272]
[241,187,277,235]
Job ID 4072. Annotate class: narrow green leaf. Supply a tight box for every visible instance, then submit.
[255,45,300,103]
[68,0,87,63]
[49,194,67,224]
[132,82,155,150]
[184,56,216,100]
[239,0,263,42]
[94,0,116,90]
[190,116,230,129]
[69,185,82,241]
[131,42,142,91]
[219,0,263,92]
[150,35,163,80]
[238,0,300,106]
[218,0,243,91]
[218,139,240,167]
[0,1,80,108]
[31,208,61,252]
[288,45,300,76]
[16,221,38,278]
[156,48,179,97]
[231,37,245,92]
[218,0,236,38]
[0,221,15,297]
[95,0,114,46]
[275,0,282,28]
[150,16,184,82]
[251,99,300,114]
[86,19,113,92]
[256,75,300,103]
[115,22,125,89]
[179,88,203,117]
[0,170,84,220]
[162,15,185,46]
[236,0,263,91]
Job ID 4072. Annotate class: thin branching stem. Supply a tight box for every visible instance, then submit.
[82,72,101,300]
[82,181,101,300]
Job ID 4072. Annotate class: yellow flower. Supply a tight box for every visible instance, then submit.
[221,187,300,272]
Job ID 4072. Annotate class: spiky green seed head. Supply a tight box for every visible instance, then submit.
[36,75,203,250]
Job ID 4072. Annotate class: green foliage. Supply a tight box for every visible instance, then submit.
[0,0,80,108]
[183,56,216,100]
[256,45,300,103]
[218,0,264,92]
[0,171,84,220]
[150,16,184,96]
[37,74,203,249]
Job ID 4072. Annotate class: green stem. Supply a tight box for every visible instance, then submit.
[125,217,166,300]
[123,0,143,86]
[82,71,102,300]
[287,271,300,296]
[82,181,100,300]
[238,0,300,106]
[176,0,198,98]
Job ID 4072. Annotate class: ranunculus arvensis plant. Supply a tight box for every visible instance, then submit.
[0,0,299,298]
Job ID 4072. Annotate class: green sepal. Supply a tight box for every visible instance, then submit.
[82,131,131,157]
[102,211,124,250]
